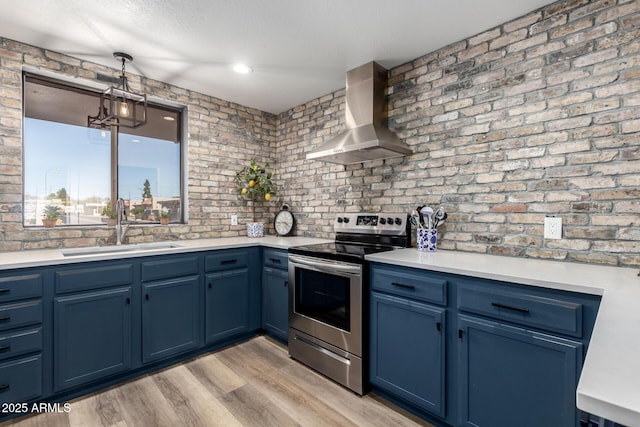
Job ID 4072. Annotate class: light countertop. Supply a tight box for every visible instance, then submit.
[0,236,331,270]
[366,249,640,427]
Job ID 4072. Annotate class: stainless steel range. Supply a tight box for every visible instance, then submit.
[288,213,410,394]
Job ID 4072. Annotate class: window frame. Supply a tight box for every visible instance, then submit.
[22,72,188,227]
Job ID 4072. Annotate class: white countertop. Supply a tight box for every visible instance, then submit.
[0,236,331,270]
[366,249,640,427]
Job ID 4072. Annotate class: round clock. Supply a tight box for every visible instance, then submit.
[274,204,295,236]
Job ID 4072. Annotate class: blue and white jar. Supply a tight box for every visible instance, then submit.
[417,229,437,252]
[247,222,264,238]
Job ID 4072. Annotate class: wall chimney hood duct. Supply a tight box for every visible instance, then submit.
[306,61,412,165]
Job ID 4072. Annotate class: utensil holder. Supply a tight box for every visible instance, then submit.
[417,229,437,252]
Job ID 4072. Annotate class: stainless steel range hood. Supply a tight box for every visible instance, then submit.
[306,61,412,165]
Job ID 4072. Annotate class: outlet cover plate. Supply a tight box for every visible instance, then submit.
[544,216,562,239]
[231,214,238,226]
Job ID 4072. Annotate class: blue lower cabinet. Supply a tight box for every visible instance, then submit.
[142,276,201,363]
[0,354,42,404]
[370,292,445,417]
[53,287,132,391]
[262,266,289,342]
[205,268,249,344]
[457,314,582,427]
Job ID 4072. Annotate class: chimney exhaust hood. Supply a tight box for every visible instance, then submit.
[306,61,412,165]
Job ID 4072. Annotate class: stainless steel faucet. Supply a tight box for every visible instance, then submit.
[115,198,130,245]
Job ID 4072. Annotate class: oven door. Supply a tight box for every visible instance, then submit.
[288,254,363,357]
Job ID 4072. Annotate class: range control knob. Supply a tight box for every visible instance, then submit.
[395,217,403,225]
[343,217,350,223]
[337,217,343,223]
[379,218,387,225]
[387,217,394,225]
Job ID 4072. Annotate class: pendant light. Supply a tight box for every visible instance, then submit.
[88,52,147,129]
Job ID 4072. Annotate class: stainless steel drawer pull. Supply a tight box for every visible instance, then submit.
[392,282,415,290]
[491,302,530,314]
[221,259,237,265]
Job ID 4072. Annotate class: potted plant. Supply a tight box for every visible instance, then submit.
[235,159,277,237]
[102,203,117,227]
[42,204,63,228]
[159,209,170,225]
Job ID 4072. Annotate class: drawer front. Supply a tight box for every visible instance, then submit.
[205,250,248,272]
[0,273,43,303]
[457,283,583,338]
[0,327,42,361]
[141,256,199,282]
[56,263,134,294]
[0,301,43,332]
[263,249,288,270]
[371,266,447,305]
[0,354,42,404]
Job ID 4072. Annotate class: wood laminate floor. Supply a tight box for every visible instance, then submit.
[3,336,434,427]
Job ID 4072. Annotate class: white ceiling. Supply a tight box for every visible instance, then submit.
[1,0,554,114]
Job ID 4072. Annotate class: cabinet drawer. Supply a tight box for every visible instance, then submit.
[0,327,42,361]
[141,256,199,282]
[0,354,42,404]
[263,249,288,270]
[457,283,583,338]
[205,250,248,272]
[56,263,134,294]
[371,266,447,305]
[0,301,42,332]
[0,273,43,303]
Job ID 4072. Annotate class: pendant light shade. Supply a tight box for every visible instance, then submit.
[88,52,147,129]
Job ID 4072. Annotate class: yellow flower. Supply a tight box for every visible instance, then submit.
[264,193,271,201]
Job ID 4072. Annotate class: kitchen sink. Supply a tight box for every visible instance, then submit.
[62,242,184,257]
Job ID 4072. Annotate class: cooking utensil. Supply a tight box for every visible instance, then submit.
[422,206,434,229]
[410,210,423,230]
[433,206,447,228]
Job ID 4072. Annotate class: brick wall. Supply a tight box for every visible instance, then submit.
[1,0,639,268]
[0,38,278,251]
[276,0,640,268]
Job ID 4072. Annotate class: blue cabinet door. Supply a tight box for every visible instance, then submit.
[370,292,445,417]
[457,314,582,427]
[205,268,249,344]
[54,287,132,391]
[262,266,289,342]
[142,276,201,363]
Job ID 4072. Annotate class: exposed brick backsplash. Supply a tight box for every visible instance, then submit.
[0,0,639,268]
[276,0,640,268]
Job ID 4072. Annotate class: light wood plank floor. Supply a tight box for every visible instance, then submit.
[3,336,434,427]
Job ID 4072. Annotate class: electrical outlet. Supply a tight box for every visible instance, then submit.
[231,214,238,226]
[544,216,562,239]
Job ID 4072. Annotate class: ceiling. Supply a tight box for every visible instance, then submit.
[1,0,555,114]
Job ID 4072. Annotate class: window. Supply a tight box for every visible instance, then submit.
[23,74,183,227]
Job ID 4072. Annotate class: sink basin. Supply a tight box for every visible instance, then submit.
[62,242,184,257]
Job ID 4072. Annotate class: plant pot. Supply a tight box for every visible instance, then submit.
[246,222,264,238]
[160,217,170,225]
[105,218,117,227]
[42,219,57,228]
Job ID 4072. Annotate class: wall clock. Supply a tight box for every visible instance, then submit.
[274,204,295,236]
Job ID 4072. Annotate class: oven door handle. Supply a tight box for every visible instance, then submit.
[289,255,361,275]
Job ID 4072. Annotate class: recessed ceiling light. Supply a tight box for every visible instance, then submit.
[163,116,175,121]
[233,63,253,74]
